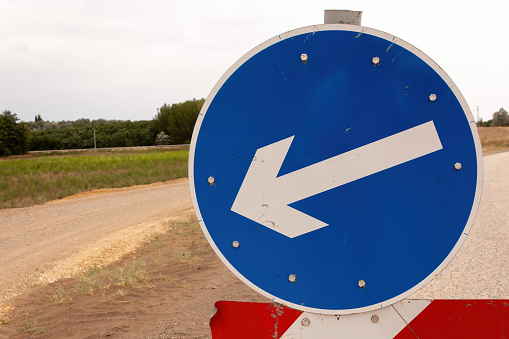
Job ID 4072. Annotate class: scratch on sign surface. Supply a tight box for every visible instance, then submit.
[392,51,403,62]
[342,224,351,248]
[277,62,287,81]
[386,37,396,53]
[345,124,354,133]
[355,28,367,39]
[272,305,286,339]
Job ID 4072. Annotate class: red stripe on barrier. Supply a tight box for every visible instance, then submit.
[210,301,303,339]
[394,300,509,339]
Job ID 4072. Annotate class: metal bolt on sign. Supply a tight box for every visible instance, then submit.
[324,10,362,25]
[371,315,379,323]
[300,54,308,62]
[301,317,311,326]
[208,176,215,185]
[455,162,462,170]
[289,274,297,283]
[429,94,437,102]
[372,57,380,65]
[358,279,366,288]
[232,241,239,248]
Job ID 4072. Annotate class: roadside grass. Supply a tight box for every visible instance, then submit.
[478,127,509,153]
[44,259,158,305]
[21,311,45,334]
[0,147,188,209]
[37,217,208,307]
[2,128,507,210]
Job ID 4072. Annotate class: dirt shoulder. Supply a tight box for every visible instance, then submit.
[0,216,265,338]
[0,179,266,338]
[0,179,191,312]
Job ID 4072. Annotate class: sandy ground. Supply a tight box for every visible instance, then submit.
[0,179,190,307]
[0,178,265,338]
[0,214,265,338]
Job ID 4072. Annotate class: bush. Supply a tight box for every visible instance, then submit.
[155,131,171,145]
[0,110,30,156]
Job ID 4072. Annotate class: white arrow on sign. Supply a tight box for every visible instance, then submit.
[231,121,443,238]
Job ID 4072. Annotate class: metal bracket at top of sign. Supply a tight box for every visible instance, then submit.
[324,10,363,25]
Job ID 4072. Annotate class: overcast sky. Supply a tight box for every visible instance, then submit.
[1,0,507,123]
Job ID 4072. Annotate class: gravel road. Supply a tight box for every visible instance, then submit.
[410,151,509,299]
[0,179,192,305]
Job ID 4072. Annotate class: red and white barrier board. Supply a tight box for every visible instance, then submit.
[210,300,509,338]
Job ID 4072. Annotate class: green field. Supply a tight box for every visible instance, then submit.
[0,148,189,209]
[2,127,508,210]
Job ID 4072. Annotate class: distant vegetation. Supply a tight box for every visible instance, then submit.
[0,110,30,156]
[0,102,507,157]
[0,148,188,209]
[477,108,508,127]
[152,98,205,145]
[0,101,508,209]
[0,97,201,208]
[28,119,155,151]
[0,98,204,156]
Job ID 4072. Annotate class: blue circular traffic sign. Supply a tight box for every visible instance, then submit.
[189,25,483,314]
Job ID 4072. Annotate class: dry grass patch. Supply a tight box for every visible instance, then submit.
[42,259,159,306]
[21,310,45,334]
[27,216,208,309]
[478,127,509,153]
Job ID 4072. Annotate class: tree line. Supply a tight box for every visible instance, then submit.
[29,119,154,151]
[1,101,507,157]
[477,108,509,127]
[0,98,204,156]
